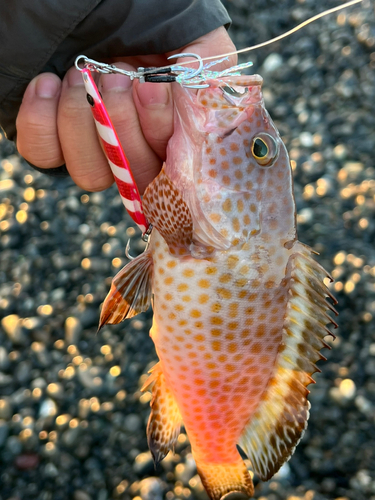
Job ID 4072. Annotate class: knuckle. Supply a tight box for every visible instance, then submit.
[68,163,114,192]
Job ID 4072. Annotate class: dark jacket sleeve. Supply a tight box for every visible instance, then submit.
[0,0,231,146]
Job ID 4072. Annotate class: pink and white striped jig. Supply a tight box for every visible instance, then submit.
[76,65,150,237]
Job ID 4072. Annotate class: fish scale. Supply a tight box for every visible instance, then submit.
[100,74,337,500]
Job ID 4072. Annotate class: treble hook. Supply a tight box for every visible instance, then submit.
[125,224,153,260]
[167,52,203,80]
[125,239,135,260]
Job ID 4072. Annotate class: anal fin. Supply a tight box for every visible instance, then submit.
[99,250,153,329]
[143,165,193,255]
[239,249,337,481]
[142,363,182,464]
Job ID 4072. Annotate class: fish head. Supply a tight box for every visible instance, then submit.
[166,76,297,251]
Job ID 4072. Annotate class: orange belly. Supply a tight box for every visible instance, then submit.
[150,232,288,463]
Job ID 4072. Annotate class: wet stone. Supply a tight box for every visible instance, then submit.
[139,477,164,500]
[1,315,26,344]
[73,490,92,500]
[0,419,9,447]
[123,414,141,432]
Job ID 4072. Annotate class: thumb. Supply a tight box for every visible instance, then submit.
[16,73,64,168]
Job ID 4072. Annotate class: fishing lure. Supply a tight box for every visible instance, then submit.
[76,66,151,238]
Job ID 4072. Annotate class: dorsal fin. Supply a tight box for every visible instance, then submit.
[239,248,337,480]
[143,165,193,256]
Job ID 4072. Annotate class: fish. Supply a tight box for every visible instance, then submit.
[99,74,337,500]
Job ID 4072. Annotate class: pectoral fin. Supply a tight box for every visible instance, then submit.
[142,363,182,465]
[99,250,153,329]
[142,165,193,255]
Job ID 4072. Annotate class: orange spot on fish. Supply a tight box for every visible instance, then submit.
[198,294,209,304]
[205,266,218,275]
[211,340,222,351]
[217,288,232,300]
[190,309,202,318]
[198,279,210,289]
[182,268,194,278]
[210,328,222,337]
[209,213,221,223]
[222,199,232,212]
[211,302,222,313]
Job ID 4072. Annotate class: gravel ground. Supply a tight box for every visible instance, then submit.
[0,1,375,499]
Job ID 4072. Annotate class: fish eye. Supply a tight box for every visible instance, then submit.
[251,133,278,166]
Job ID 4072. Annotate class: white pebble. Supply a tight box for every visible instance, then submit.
[262,53,283,73]
[299,132,314,148]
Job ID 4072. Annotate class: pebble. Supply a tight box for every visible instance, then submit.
[139,477,164,500]
[6,436,22,456]
[0,419,9,447]
[44,462,59,477]
[1,314,26,344]
[39,398,58,418]
[0,399,12,420]
[14,452,40,470]
[0,346,9,370]
[299,132,314,148]
[65,316,82,345]
[123,414,141,432]
[73,490,92,500]
[134,451,155,475]
[262,53,283,73]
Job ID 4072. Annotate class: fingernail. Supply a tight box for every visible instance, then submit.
[136,82,170,108]
[101,73,132,92]
[67,69,85,87]
[35,75,60,98]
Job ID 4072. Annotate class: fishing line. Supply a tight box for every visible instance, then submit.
[168,0,363,69]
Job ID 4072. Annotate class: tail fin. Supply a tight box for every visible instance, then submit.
[195,458,254,500]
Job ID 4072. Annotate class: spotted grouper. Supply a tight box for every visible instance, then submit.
[99,75,337,500]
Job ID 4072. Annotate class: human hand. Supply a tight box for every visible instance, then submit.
[16,27,237,194]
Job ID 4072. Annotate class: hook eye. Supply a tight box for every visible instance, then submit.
[75,55,87,72]
[167,52,203,80]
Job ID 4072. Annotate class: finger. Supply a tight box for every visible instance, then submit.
[100,64,163,193]
[133,81,173,160]
[168,26,238,72]
[16,73,64,168]
[57,68,114,191]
